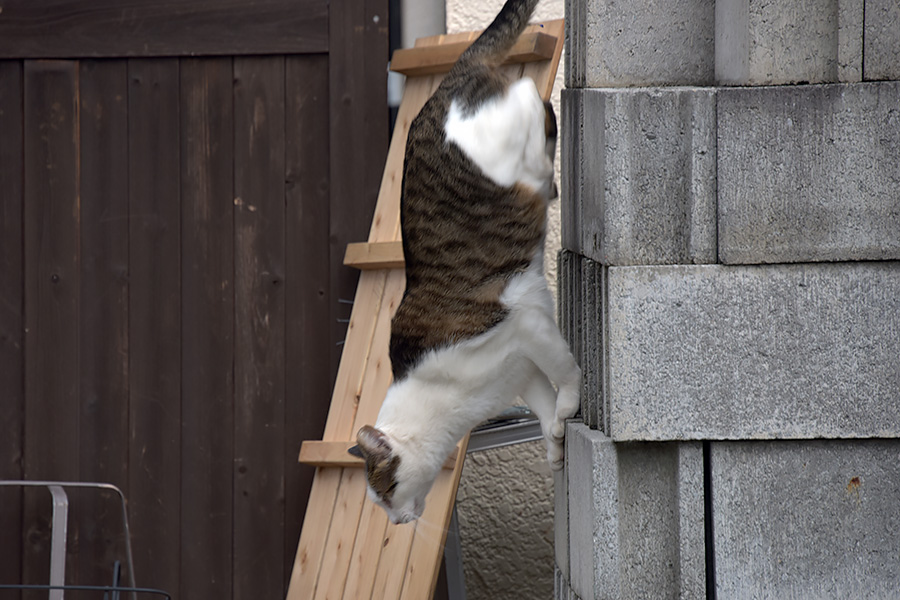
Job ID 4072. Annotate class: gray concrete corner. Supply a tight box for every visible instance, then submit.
[564,423,706,599]
[561,87,718,266]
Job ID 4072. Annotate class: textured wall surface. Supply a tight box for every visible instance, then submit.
[456,441,556,600]
[446,1,565,599]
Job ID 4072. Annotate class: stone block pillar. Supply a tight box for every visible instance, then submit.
[557,1,900,598]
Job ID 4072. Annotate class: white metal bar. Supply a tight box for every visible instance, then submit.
[47,485,68,600]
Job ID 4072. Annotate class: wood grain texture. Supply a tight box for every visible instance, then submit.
[233,55,286,600]
[344,241,405,269]
[299,441,458,469]
[77,58,131,588]
[23,59,82,588]
[284,53,332,589]
[389,31,557,76]
[329,0,390,378]
[0,60,24,600]
[179,56,235,600]
[0,0,328,58]
[127,57,182,596]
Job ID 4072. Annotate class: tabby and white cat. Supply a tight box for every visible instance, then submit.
[349,0,580,525]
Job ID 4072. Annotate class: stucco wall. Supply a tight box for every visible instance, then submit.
[446,1,565,599]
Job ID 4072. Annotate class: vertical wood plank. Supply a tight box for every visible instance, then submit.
[179,56,235,600]
[284,53,331,590]
[328,0,390,379]
[22,59,81,590]
[127,57,181,595]
[77,58,131,588]
[0,59,24,600]
[233,55,286,600]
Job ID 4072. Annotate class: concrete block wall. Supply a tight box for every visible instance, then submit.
[559,0,900,597]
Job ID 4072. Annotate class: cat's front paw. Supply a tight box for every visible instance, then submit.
[550,419,566,443]
[547,440,565,470]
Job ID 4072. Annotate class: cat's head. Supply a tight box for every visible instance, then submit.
[348,425,435,524]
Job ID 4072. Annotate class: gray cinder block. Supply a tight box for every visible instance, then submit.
[558,250,604,430]
[563,88,717,266]
[566,0,715,88]
[863,0,900,81]
[553,467,569,583]
[711,440,900,598]
[554,566,583,600]
[718,82,900,265]
[560,90,582,256]
[715,0,864,85]
[605,262,900,441]
[566,423,705,600]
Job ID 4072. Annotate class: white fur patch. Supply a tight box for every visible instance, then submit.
[444,77,554,198]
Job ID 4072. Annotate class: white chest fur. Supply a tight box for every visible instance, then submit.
[444,77,554,198]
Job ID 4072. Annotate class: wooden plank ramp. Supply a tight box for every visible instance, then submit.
[286,19,563,600]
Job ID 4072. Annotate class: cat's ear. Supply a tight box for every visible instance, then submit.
[347,444,364,459]
[356,425,393,463]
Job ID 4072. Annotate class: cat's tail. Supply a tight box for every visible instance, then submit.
[456,0,539,69]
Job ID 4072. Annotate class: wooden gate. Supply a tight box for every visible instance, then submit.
[0,1,389,598]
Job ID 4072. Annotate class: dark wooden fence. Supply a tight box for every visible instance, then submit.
[0,1,389,598]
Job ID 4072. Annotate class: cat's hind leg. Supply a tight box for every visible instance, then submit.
[518,308,581,443]
[519,364,567,470]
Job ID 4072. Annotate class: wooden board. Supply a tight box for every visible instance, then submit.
[390,31,557,76]
[233,55,287,600]
[287,19,564,600]
[345,241,405,269]
[284,52,333,586]
[0,60,25,599]
[127,58,182,598]
[23,59,83,588]
[179,56,235,600]
[77,58,131,588]
[0,0,328,58]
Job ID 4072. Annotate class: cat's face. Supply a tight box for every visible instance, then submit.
[348,425,435,524]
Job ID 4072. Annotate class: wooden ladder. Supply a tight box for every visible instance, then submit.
[286,19,564,600]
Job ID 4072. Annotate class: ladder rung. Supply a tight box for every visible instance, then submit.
[299,440,458,470]
[344,241,404,270]
[390,31,557,77]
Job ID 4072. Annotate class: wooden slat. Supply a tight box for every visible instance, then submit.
[299,441,459,470]
[341,498,390,599]
[369,518,418,599]
[0,60,24,599]
[344,241,405,269]
[524,20,564,100]
[179,56,235,600]
[284,52,332,589]
[289,271,388,598]
[366,73,443,244]
[127,57,182,597]
[390,31,557,76]
[77,58,131,588]
[23,59,82,587]
[286,467,344,598]
[313,467,367,600]
[329,0,390,378]
[399,435,470,600]
[321,270,389,441]
[233,55,287,600]
[0,0,328,59]
[314,267,406,600]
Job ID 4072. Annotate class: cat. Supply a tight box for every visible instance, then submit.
[348,0,580,526]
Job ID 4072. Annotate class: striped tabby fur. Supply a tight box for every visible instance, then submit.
[350,0,580,526]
